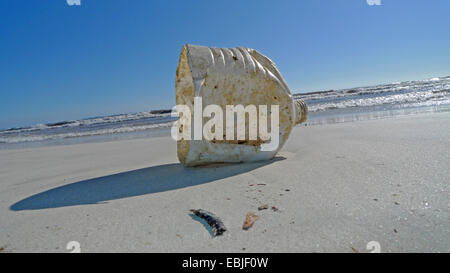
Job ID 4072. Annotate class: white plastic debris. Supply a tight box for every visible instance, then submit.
[175,44,307,166]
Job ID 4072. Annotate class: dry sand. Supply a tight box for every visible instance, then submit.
[0,112,449,253]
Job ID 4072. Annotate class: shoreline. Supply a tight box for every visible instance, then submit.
[0,111,449,252]
[2,105,449,151]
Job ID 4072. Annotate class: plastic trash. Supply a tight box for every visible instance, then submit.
[174,44,307,166]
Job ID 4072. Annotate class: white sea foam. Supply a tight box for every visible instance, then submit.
[3,111,173,134]
[0,122,174,144]
[294,77,450,102]
[305,89,450,112]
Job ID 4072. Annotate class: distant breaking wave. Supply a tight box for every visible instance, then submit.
[1,76,449,146]
[0,111,177,145]
[0,123,174,144]
[3,111,173,134]
[304,89,450,112]
[294,76,450,112]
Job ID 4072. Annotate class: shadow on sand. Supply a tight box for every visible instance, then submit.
[10,157,284,211]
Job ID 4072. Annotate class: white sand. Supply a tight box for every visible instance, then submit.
[0,112,449,253]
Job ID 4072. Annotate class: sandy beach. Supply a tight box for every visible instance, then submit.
[0,112,448,253]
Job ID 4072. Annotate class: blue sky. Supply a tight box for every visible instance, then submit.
[1,0,449,129]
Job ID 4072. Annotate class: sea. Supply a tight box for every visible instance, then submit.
[1,76,449,149]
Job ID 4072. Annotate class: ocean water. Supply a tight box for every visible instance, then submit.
[295,75,450,125]
[1,76,450,149]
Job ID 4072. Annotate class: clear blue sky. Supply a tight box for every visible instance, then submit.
[1,0,449,129]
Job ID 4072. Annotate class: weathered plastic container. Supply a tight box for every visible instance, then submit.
[175,44,307,166]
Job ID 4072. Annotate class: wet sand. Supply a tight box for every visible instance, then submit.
[0,112,449,252]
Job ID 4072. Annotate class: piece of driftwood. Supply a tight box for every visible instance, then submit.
[190,209,227,236]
